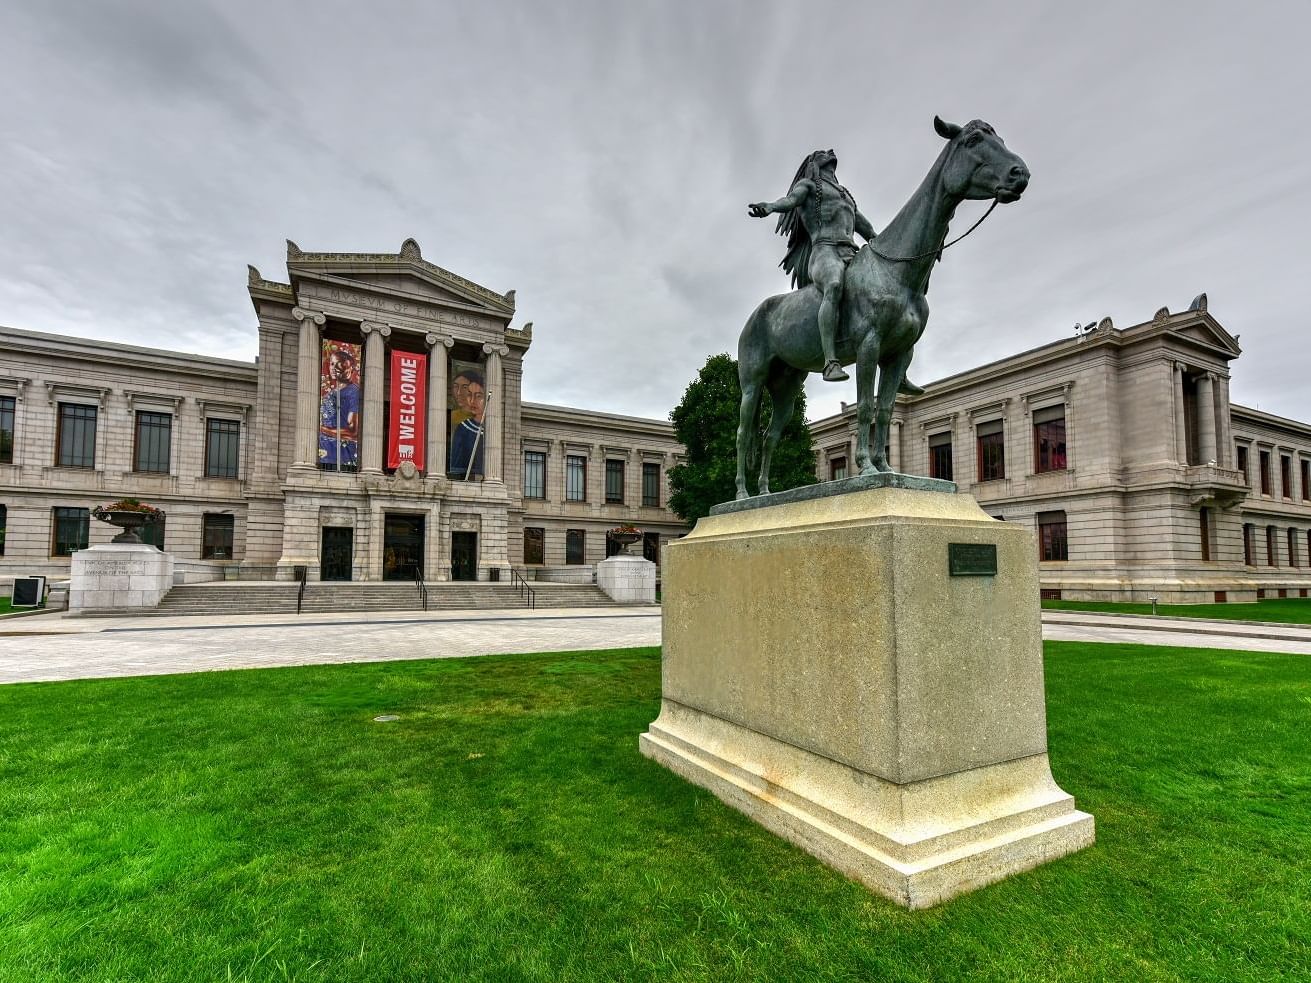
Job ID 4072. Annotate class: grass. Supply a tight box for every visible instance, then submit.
[0,599,11,615]
[1043,596,1311,623]
[1,643,1308,982]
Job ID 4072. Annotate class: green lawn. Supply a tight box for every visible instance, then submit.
[1043,596,1311,623]
[1,644,1308,982]
[0,598,12,615]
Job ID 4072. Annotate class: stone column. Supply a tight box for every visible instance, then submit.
[425,333,453,477]
[360,321,391,475]
[589,443,604,512]
[890,419,903,472]
[482,343,509,483]
[1173,362,1188,465]
[1216,374,1234,469]
[1198,371,1217,465]
[291,307,326,468]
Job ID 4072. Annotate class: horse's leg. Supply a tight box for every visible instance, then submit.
[736,373,765,500]
[758,368,806,495]
[854,339,881,474]
[872,347,913,472]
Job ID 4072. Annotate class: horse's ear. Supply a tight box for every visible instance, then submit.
[934,115,962,140]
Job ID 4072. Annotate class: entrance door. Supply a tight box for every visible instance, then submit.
[383,514,425,581]
[451,531,478,581]
[321,527,354,581]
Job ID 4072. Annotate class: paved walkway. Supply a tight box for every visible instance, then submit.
[0,607,1307,686]
[0,608,662,685]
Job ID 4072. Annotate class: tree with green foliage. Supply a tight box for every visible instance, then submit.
[667,353,817,522]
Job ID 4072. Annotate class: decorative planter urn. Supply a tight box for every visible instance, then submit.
[609,531,642,554]
[94,510,153,544]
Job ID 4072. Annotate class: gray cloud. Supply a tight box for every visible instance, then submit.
[0,0,1307,425]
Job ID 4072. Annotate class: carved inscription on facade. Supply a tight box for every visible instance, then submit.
[302,285,488,330]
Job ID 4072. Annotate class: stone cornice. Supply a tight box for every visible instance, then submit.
[0,327,257,381]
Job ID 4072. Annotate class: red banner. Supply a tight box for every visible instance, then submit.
[387,350,427,470]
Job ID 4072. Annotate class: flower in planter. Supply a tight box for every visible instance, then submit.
[610,524,643,536]
[92,498,164,521]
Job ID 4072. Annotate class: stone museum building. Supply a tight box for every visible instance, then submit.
[0,240,688,586]
[1,239,1309,603]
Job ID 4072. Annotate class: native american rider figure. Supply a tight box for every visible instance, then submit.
[749,149,922,392]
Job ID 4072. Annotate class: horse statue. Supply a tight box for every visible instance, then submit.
[735,116,1030,499]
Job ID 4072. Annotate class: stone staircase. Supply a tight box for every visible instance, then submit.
[149,580,618,617]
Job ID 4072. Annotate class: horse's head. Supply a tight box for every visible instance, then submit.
[933,116,1030,204]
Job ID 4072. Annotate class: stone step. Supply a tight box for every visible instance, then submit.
[147,580,616,616]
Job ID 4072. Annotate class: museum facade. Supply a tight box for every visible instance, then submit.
[2,240,1309,603]
[0,240,688,585]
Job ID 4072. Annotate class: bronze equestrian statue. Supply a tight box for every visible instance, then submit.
[738,116,1029,500]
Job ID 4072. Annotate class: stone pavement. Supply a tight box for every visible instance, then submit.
[0,607,663,685]
[0,607,1307,686]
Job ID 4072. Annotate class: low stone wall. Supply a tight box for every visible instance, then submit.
[529,565,596,585]
[173,559,228,584]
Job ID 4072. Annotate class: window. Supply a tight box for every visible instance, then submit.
[134,411,172,473]
[1303,460,1310,501]
[56,403,97,468]
[565,455,587,502]
[1243,523,1254,566]
[0,504,5,556]
[1281,455,1292,498]
[642,462,660,507]
[0,395,14,464]
[523,526,544,565]
[1289,528,1300,568]
[202,513,235,559]
[1199,508,1211,561]
[1266,525,1277,567]
[830,456,848,481]
[1033,405,1067,473]
[1259,450,1271,495]
[523,450,546,499]
[976,420,1005,482]
[52,507,89,556]
[141,513,166,551]
[1037,510,1068,562]
[565,528,585,565]
[928,431,953,481]
[605,459,625,503]
[205,418,240,479]
[1236,445,1249,484]
[643,531,659,564]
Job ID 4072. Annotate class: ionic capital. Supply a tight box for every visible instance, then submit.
[292,307,326,327]
[482,343,510,357]
[360,321,392,338]
[425,332,455,350]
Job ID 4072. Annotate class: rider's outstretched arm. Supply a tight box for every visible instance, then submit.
[854,209,879,241]
[748,180,811,217]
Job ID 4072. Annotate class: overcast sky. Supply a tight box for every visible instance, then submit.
[2,1,1308,424]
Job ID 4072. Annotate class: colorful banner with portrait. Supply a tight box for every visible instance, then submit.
[319,340,362,471]
[387,350,427,470]
[447,357,486,479]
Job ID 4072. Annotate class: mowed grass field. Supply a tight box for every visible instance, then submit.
[1043,596,1311,623]
[1,642,1308,982]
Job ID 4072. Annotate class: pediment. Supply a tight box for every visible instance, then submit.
[1170,314,1242,357]
[285,238,515,318]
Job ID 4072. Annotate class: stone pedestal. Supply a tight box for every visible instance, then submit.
[597,554,657,604]
[70,544,175,614]
[640,474,1094,909]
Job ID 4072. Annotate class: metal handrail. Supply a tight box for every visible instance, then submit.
[510,567,536,610]
[295,567,307,615]
[414,567,428,611]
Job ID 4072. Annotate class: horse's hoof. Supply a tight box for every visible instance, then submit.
[735,490,750,501]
